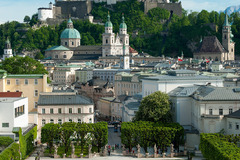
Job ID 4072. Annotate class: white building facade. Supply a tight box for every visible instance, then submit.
[37,92,94,140]
[38,2,53,21]
[0,97,28,139]
[102,14,129,57]
[142,70,223,97]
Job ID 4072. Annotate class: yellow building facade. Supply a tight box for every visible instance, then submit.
[0,70,52,113]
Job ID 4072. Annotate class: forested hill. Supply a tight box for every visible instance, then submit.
[1,0,240,58]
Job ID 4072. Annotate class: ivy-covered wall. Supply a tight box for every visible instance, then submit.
[19,125,37,159]
[200,133,240,160]
[0,142,20,160]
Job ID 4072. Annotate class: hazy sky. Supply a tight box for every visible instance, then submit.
[0,0,240,24]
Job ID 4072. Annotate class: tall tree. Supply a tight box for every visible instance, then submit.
[1,56,48,74]
[133,91,172,123]
[41,123,61,154]
[24,16,31,24]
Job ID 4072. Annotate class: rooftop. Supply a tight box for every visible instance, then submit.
[0,97,26,103]
[0,92,23,97]
[142,75,222,81]
[7,74,44,79]
[38,92,93,105]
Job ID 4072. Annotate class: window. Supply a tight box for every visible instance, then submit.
[229,108,233,114]
[55,55,58,59]
[229,122,232,129]
[15,105,25,117]
[2,123,9,128]
[69,119,72,122]
[63,55,67,58]
[89,108,92,113]
[78,119,81,123]
[209,109,213,115]
[42,108,45,114]
[89,118,92,123]
[34,90,38,97]
[50,119,54,123]
[42,119,46,126]
[16,79,19,85]
[219,109,223,115]
[35,102,38,108]
[24,79,28,85]
[69,108,72,114]
[58,108,62,114]
[7,80,10,85]
[50,108,54,114]
[72,42,74,45]
[58,119,62,125]
[34,79,38,85]
[78,108,81,114]
[106,39,108,44]
[236,123,239,130]
[65,42,67,46]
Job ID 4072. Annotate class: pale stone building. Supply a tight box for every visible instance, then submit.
[114,72,157,97]
[142,70,223,97]
[52,64,80,86]
[37,91,94,140]
[75,68,93,83]
[193,14,235,61]
[169,85,240,147]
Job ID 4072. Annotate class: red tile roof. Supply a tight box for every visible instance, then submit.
[129,47,138,54]
[0,92,23,97]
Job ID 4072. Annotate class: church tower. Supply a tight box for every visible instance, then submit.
[3,38,13,60]
[102,13,115,57]
[222,13,235,61]
[119,14,129,55]
[120,44,130,69]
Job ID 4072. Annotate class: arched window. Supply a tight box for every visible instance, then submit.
[225,35,227,39]
[106,39,108,44]
[215,57,218,61]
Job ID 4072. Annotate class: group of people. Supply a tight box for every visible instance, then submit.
[107,144,120,156]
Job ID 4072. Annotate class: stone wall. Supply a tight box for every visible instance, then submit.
[54,1,92,19]
[144,1,182,17]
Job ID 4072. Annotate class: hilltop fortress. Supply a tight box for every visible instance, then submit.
[38,0,182,22]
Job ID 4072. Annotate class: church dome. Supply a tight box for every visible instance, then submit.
[60,18,81,39]
[120,15,127,29]
[105,14,113,28]
[60,28,81,39]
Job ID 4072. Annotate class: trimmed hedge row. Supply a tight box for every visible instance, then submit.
[0,142,20,160]
[200,133,240,160]
[121,121,184,152]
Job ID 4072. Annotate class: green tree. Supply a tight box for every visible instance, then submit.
[76,123,92,154]
[1,56,48,74]
[35,52,44,60]
[134,91,172,123]
[0,137,14,149]
[24,16,31,24]
[60,122,76,153]
[92,122,108,152]
[41,123,61,154]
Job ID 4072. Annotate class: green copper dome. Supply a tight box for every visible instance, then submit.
[105,14,113,28]
[60,18,81,39]
[60,28,81,39]
[120,15,127,29]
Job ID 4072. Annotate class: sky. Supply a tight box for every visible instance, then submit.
[0,0,240,24]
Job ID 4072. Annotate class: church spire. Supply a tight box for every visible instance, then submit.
[67,18,73,28]
[223,13,230,27]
